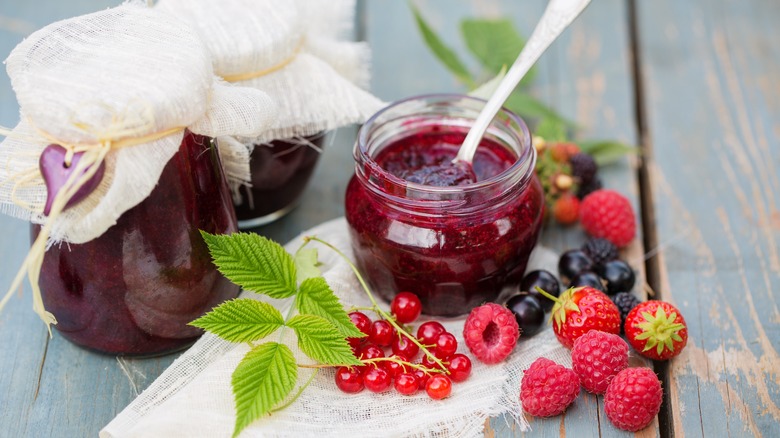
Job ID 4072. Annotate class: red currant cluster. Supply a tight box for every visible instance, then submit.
[334,292,472,400]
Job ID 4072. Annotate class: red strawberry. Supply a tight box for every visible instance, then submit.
[553,193,580,225]
[520,357,580,417]
[536,286,621,349]
[579,189,636,247]
[604,367,663,431]
[624,300,687,361]
[571,330,629,394]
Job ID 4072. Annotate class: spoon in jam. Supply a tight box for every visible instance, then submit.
[454,0,592,166]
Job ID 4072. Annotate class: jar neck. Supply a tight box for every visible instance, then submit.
[354,94,535,217]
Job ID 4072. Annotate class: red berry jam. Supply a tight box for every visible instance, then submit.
[345,95,543,316]
[233,133,325,228]
[36,131,240,356]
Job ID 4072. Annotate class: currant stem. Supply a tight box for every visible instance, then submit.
[362,357,445,375]
[304,236,447,371]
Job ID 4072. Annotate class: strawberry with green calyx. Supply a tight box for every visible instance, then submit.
[624,300,687,361]
[535,286,621,349]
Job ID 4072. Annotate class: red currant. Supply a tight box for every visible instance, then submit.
[394,372,420,396]
[369,320,395,347]
[334,366,364,393]
[446,354,472,382]
[382,355,406,378]
[413,369,430,390]
[391,292,422,324]
[359,344,385,362]
[363,367,391,393]
[426,374,452,400]
[417,321,446,345]
[434,332,458,359]
[391,335,420,359]
[421,353,443,371]
[347,311,371,348]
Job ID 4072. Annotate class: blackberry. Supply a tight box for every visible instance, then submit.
[611,292,641,333]
[577,177,603,199]
[582,237,619,268]
[569,153,598,185]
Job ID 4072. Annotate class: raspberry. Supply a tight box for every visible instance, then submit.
[520,357,580,417]
[553,193,580,225]
[611,292,641,333]
[569,153,598,185]
[462,303,519,364]
[571,330,629,394]
[581,237,618,268]
[580,189,636,247]
[604,367,663,431]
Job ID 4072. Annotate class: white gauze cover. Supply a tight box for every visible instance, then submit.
[0,1,277,244]
[101,218,575,438]
[154,0,384,145]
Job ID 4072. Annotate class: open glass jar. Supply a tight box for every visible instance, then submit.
[35,131,240,356]
[345,95,544,316]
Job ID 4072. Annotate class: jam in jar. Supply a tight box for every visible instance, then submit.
[345,95,543,316]
[36,131,240,355]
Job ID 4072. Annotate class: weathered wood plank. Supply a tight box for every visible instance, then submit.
[365,0,652,436]
[636,0,780,436]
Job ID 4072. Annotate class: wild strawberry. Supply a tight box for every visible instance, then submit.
[536,286,621,349]
[579,189,636,247]
[520,357,580,417]
[571,330,629,394]
[550,142,580,163]
[553,193,580,225]
[624,300,687,361]
[462,303,519,364]
[604,367,663,431]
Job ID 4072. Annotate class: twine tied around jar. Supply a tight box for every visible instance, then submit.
[220,39,305,83]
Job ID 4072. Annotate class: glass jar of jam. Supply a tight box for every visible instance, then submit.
[35,131,240,356]
[234,133,325,228]
[345,95,543,317]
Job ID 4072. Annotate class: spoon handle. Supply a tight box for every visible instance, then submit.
[455,0,591,163]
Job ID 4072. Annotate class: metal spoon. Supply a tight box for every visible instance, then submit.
[454,0,592,164]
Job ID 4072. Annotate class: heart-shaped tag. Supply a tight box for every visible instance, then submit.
[39,144,106,216]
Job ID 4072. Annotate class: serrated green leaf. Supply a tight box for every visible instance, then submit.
[461,18,535,88]
[287,314,361,366]
[411,4,475,88]
[231,342,297,438]
[294,248,321,285]
[577,140,638,166]
[190,299,284,343]
[294,277,365,339]
[504,93,575,128]
[201,231,297,298]
[534,117,569,142]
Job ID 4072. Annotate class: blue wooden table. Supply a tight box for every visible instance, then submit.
[1,1,778,436]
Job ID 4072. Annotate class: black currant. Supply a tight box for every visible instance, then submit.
[599,259,636,295]
[505,293,545,337]
[570,271,606,292]
[558,249,594,284]
[611,292,642,333]
[520,269,560,311]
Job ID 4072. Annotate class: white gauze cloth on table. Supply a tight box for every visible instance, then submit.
[154,0,384,148]
[0,1,276,244]
[101,217,573,438]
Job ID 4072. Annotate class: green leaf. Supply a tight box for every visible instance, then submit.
[231,342,297,438]
[189,299,284,343]
[410,4,475,88]
[287,314,361,366]
[294,248,321,285]
[468,66,507,100]
[294,277,365,339]
[461,18,536,88]
[534,117,569,142]
[577,140,639,166]
[504,92,575,127]
[200,231,297,299]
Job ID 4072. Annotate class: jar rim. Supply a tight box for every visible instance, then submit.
[356,93,535,199]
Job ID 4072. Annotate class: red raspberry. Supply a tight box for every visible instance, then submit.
[462,303,519,364]
[604,367,663,431]
[571,330,629,394]
[579,189,636,247]
[520,357,580,417]
[553,193,580,225]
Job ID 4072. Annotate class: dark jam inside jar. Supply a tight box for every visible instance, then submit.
[35,131,240,356]
[233,134,325,228]
[345,95,543,317]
